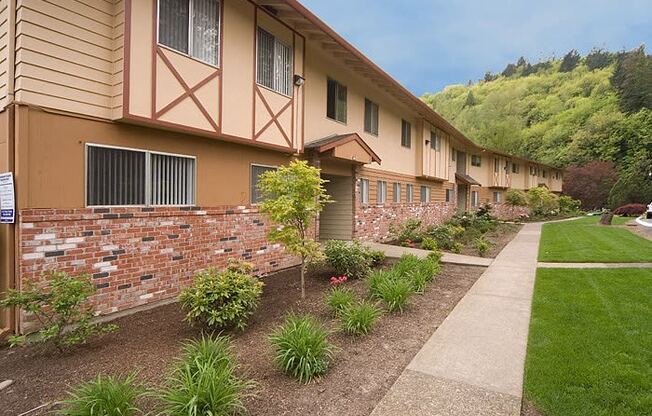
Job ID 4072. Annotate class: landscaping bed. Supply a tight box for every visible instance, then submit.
[0,262,485,416]
[456,222,522,258]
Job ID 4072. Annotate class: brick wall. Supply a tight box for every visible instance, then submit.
[490,203,531,220]
[354,202,456,242]
[18,206,299,333]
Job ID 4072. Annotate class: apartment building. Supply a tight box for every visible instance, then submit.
[0,0,562,335]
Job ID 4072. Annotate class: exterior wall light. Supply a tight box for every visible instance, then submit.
[294,74,306,86]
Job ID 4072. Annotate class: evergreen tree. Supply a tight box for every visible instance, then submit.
[502,63,518,77]
[585,47,615,71]
[516,56,528,67]
[559,49,581,72]
[611,46,652,113]
[463,91,477,107]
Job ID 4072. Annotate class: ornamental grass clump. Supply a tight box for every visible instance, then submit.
[393,255,441,293]
[339,301,382,336]
[179,260,263,331]
[59,373,143,416]
[157,335,254,416]
[368,270,413,313]
[269,314,335,384]
[325,286,355,317]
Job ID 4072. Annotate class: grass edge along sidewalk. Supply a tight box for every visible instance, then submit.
[524,267,652,416]
[538,216,652,263]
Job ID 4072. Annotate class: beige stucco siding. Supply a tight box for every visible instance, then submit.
[14,0,123,119]
[0,0,9,109]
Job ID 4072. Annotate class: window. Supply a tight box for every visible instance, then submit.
[377,181,387,204]
[420,186,430,202]
[393,182,401,203]
[158,0,220,66]
[512,163,520,174]
[471,191,479,207]
[251,164,277,204]
[430,131,441,150]
[505,161,511,173]
[87,145,195,206]
[555,171,561,180]
[406,184,414,202]
[542,169,548,178]
[493,191,502,203]
[494,158,500,173]
[327,78,347,123]
[360,178,369,204]
[364,98,379,135]
[471,155,481,167]
[256,28,293,96]
[445,188,454,203]
[401,120,411,148]
[452,148,456,161]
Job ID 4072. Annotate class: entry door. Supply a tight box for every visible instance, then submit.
[457,184,468,211]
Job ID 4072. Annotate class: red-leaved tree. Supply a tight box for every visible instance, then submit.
[563,161,618,210]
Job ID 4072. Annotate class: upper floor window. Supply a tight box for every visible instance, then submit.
[256,28,293,96]
[251,164,277,204]
[471,155,481,167]
[158,0,220,67]
[430,131,441,150]
[327,79,347,123]
[512,163,520,174]
[377,181,387,204]
[401,120,411,148]
[406,184,414,202]
[494,158,500,173]
[87,144,196,207]
[555,171,561,180]
[542,169,548,178]
[364,98,379,136]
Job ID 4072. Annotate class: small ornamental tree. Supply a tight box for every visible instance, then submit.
[258,160,331,298]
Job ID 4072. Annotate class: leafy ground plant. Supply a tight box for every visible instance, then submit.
[269,314,335,384]
[0,271,117,352]
[325,286,355,317]
[475,238,491,257]
[392,255,440,293]
[157,335,254,415]
[179,260,264,331]
[323,240,372,280]
[339,301,382,336]
[58,373,143,416]
[368,270,413,313]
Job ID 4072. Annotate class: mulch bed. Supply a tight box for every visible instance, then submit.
[456,222,523,258]
[0,263,485,416]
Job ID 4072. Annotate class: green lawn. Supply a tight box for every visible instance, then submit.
[524,268,652,416]
[538,216,652,262]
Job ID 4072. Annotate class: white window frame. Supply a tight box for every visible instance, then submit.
[393,182,401,203]
[420,186,431,203]
[471,190,479,207]
[364,98,379,136]
[493,191,502,203]
[256,27,293,97]
[406,184,414,203]
[401,119,412,148]
[377,181,387,204]
[360,178,370,204]
[446,188,454,203]
[85,143,197,208]
[156,0,221,67]
[471,155,481,167]
[430,131,441,150]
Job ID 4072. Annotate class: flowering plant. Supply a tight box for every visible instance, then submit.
[329,276,348,286]
[400,239,415,248]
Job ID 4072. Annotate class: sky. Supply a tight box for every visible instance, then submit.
[299,0,652,95]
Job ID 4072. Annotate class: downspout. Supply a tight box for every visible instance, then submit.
[8,0,18,336]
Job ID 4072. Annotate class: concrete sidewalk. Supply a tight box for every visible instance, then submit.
[362,242,493,267]
[370,223,542,416]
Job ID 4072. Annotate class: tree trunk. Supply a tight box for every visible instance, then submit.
[599,212,614,225]
[300,259,306,299]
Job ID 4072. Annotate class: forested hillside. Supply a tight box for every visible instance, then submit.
[422,47,652,208]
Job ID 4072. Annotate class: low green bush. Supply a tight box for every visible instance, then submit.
[368,270,413,313]
[0,271,117,351]
[393,255,440,293]
[339,301,382,336]
[559,195,582,214]
[59,373,143,416]
[527,187,560,216]
[420,236,438,251]
[269,314,335,383]
[389,218,424,244]
[506,189,528,206]
[427,250,443,264]
[366,248,386,266]
[157,335,253,415]
[325,286,355,317]
[323,240,372,279]
[426,223,465,252]
[179,260,264,331]
[475,238,491,257]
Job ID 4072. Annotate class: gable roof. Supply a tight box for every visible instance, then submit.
[305,133,381,164]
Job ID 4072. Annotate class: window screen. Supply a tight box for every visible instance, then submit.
[401,120,411,148]
[430,131,441,150]
[87,146,146,206]
[327,79,347,123]
[256,28,293,96]
[377,181,387,204]
[393,182,401,203]
[420,186,430,202]
[364,98,379,135]
[150,153,196,205]
[251,165,277,204]
[406,184,414,202]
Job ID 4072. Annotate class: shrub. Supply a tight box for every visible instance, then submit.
[323,240,372,279]
[426,250,443,264]
[368,270,413,313]
[0,271,117,351]
[527,187,559,216]
[475,238,491,257]
[559,195,582,214]
[393,255,440,293]
[59,373,143,416]
[339,301,382,336]
[420,237,438,251]
[179,261,264,331]
[389,218,423,244]
[366,248,386,266]
[269,314,335,383]
[426,224,465,251]
[506,189,528,206]
[325,286,355,317]
[157,335,253,415]
[613,203,646,217]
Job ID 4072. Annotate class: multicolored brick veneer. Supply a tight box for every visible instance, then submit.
[489,203,531,220]
[354,202,457,242]
[18,206,300,333]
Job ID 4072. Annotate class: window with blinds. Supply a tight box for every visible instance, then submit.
[430,131,441,150]
[158,0,220,67]
[420,186,431,202]
[256,28,293,96]
[377,181,387,204]
[471,191,479,207]
[251,164,277,204]
[360,178,369,204]
[406,184,414,202]
[86,145,195,207]
[401,120,411,148]
[364,98,379,135]
[327,78,347,123]
[393,182,401,203]
[445,188,453,203]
